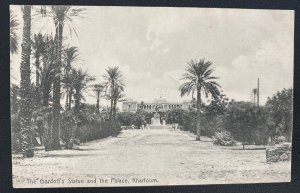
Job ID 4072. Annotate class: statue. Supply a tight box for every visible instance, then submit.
[151,104,161,126]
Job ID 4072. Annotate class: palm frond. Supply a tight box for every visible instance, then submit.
[179,58,221,101]
[179,82,196,97]
[10,10,19,54]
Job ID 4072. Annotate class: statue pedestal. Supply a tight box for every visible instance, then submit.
[151,117,161,126]
[151,111,161,126]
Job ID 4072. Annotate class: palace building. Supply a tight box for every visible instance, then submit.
[122,98,193,112]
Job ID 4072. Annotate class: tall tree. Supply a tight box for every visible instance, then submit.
[112,85,125,119]
[94,84,104,113]
[19,5,34,157]
[10,10,19,54]
[32,33,47,106]
[70,68,95,113]
[39,36,56,107]
[179,59,221,141]
[265,88,293,142]
[40,6,85,150]
[103,67,124,129]
[62,46,79,110]
[10,84,19,115]
[32,35,56,151]
[252,88,258,105]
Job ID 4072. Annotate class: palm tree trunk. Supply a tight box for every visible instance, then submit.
[112,99,117,133]
[110,80,114,121]
[19,5,34,157]
[51,22,63,150]
[96,95,100,113]
[110,98,114,119]
[42,82,50,106]
[65,92,69,110]
[113,99,117,119]
[74,90,80,113]
[68,91,72,110]
[196,86,201,141]
[65,70,70,110]
[35,54,41,106]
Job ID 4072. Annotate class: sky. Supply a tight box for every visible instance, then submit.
[10,6,294,107]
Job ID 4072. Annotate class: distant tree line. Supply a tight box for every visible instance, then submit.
[163,88,292,145]
[116,59,293,146]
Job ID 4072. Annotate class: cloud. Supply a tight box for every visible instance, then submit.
[162,47,170,53]
[149,38,163,51]
[10,6,294,107]
[215,33,293,104]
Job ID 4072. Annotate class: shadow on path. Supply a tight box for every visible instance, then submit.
[43,153,96,158]
[229,147,266,151]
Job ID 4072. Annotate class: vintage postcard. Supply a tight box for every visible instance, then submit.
[10,5,294,188]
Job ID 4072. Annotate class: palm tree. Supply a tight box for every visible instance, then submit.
[10,10,19,54]
[63,46,79,70]
[37,35,56,107]
[40,6,85,150]
[70,68,95,113]
[112,85,125,118]
[179,59,221,141]
[36,36,57,150]
[32,33,47,106]
[94,84,104,113]
[106,84,125,132]
[252,88,258,105]
[62,46,79,110]
[10,84,19,115]
[103,67,124,129]
[19,5,34,157]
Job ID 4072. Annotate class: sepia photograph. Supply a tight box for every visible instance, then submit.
[10,5,294,188]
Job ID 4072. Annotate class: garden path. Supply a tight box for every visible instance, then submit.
[12,128,291,187]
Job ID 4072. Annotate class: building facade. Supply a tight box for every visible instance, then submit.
[122,98,192,112]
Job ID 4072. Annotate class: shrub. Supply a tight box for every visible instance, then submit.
[74,116,121,143]
[117,110,152,128]
[11,113,21,152]
[165,109,186,125]
[31,106,52,149]
[201,115,224,137]
[224,101,268,145]
[276,136,287,144]
[60,110,77,149]
[212,131,237,146]
[11,132,21,153]
[117,112,135,126]
[59,105,122,146]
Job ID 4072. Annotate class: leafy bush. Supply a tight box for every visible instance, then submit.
[117,112,135,126]
[60,105,121,146]
[265,88,293,141]
[11,113,21,152]
[11,132,21,152]
[224,101,268,145]
[117,110,152,128]
[75,119,119,142]
[31,106,52,147]
[276,136,287,144]
[60,110,77,149]
[212,131,237,146]
[165,109,186,125]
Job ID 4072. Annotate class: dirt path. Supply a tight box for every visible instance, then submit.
[12,128,291,188]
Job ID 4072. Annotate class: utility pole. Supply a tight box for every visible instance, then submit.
[257,78,260,107]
